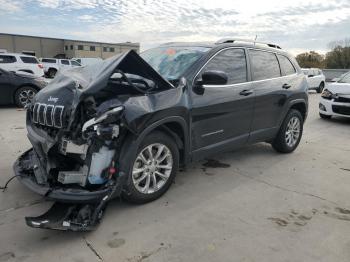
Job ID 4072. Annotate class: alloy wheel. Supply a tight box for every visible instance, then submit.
[19,89,36,107]
[285,116,301,147]
[132,143,173,194]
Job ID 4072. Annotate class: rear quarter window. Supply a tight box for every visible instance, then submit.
[249,50,281,81]
[277,54,296,76]
[20,56,39,64]
[0,55,17,63]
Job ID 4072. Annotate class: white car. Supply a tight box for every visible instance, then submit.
[319,72,350,119]
[39,58,81,78]
[71,57,102,66]
[0,53,44,77]
[302,68,326,93]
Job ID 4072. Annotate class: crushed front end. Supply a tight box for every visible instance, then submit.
[13,50,174,231]
[14,99,127,230]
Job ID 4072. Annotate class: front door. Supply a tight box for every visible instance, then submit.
[191,48,255,159]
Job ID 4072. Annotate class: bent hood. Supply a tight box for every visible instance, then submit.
[33,50,173,107]
[327,83,350,95]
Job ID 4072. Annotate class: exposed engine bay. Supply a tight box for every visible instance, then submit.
[13,50,179,231]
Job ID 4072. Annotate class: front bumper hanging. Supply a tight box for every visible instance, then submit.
[14,149,126,231]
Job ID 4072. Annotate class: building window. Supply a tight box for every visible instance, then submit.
[90,46,96,51]
[70,45,73,50]
[110,47,115,52]
[103,47,108,52]
[77,45,84,50]
[65,45,68,51]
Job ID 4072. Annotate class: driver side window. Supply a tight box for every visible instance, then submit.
[200,48,247,85]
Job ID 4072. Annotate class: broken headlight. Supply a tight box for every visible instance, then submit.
[321,89,333,100]
[82,106,123,133]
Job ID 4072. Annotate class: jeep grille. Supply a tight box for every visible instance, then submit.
[32,103,64,128]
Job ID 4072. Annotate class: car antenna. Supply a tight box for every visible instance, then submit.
[254,35,258,46]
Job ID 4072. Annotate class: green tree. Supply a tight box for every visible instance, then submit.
[296,51,325,68]
[325,39,350,69]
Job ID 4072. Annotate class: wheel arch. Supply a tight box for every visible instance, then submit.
[290,100,307,121]
[119,116,190,173]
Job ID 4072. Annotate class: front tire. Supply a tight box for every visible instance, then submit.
[122,131,179,204]
[14,86,37,108]
[272,109,303,153]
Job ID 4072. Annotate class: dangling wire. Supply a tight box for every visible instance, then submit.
[0,175,22,192]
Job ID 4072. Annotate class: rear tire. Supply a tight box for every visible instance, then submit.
[272,109,303,153]
[317,82,325,93]
[319,113,331,119]
[14,86,37,108]
[121,131,179,204]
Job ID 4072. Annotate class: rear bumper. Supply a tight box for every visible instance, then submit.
[14,149,110,203]
[319,98,350,118]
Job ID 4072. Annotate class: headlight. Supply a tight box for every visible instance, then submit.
[82,106,123,132]
[321,89,333,99]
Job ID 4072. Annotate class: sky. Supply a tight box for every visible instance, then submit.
[0,0,350,55]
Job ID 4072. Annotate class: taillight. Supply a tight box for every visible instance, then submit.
[38,64,43,69]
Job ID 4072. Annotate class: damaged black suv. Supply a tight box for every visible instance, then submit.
[14,39,308,230]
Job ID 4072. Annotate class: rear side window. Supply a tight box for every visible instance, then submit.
[202,48,247,85]
[20,56,38,64]
[60,60,70,65]
[42,58,56,63]
[0,55,17,63]
[249,50,281,81]
[277,55,296,76]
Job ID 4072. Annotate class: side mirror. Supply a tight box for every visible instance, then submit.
[308,75,314,78]
[200,70,228,85]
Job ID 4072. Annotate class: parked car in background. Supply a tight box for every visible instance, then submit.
[40,58,81,78]
[331,72,349,83]
[0,53,44,77]
[0,68,48,107]
[71,57,102,66]
[302,68,326,93]
[14,39,308,231]
[319,72,350,119]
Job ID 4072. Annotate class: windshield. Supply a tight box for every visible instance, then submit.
[338,72,350,84]
[140,46,210,80]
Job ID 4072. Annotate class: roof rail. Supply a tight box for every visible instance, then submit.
[215,38,282,49]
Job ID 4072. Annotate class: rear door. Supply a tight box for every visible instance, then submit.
[191,48,255,158]
[309,69,320,88]
[248,49,293,142]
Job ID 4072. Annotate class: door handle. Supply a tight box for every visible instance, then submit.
[282,83,291,89]
[239,89,254,96]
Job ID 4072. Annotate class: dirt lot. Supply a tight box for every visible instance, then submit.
[0,92,350,262]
